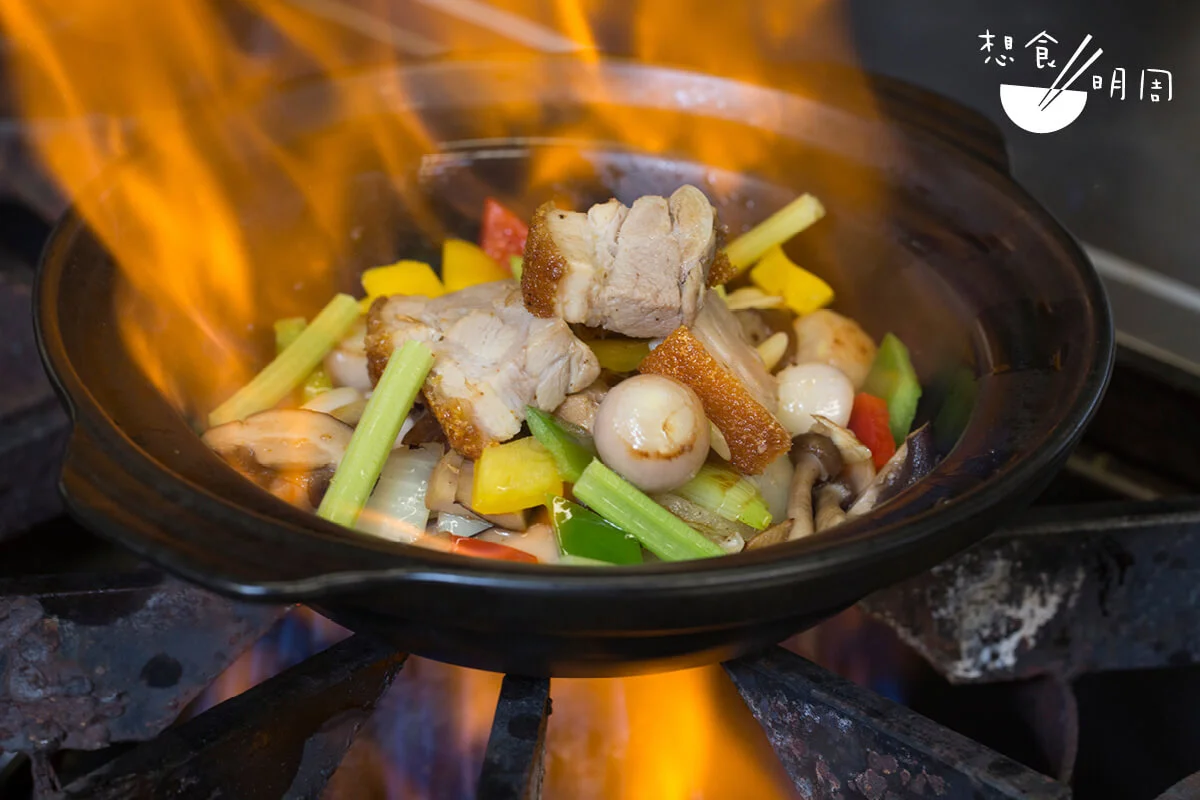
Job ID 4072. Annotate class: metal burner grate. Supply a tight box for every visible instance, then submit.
[0,568,1074,800]
[2,563,1199,799]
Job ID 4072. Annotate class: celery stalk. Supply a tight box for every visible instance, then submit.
[274,317,334,402]
[210,294,359,426]
[274,317,306,351]
[317,340,434,527]
[677,463,772,530]
[573,460,723,561]
[724,194,826,272]
[525,406,595,482]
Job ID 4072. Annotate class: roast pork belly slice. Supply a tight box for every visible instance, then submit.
[689,288,778,414]
[365,281,600,458]
[638,291,789,475]
[521,184,720,338]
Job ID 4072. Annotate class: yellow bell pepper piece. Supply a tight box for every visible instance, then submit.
[471,437,563,514]
[587,338,650,373]
[749,245,834,316]
[443,239,510,293]
[359,260,444,313]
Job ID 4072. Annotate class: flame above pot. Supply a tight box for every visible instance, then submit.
[0,0,882,415]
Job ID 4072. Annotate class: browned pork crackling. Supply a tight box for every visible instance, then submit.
[639,326,792,474]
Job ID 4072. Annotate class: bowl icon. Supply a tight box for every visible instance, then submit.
[1000,83,1088,134]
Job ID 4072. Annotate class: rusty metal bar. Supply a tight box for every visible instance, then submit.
[862,498,1200,683]
[0,571,283,751]
[54,633,405,799]
[476,675,551,800]
[724,646,1070,800]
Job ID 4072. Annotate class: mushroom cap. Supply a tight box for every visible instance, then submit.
[789,431,843,480]
[202,409,353,472]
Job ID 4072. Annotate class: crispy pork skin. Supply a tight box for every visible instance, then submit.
[639,293,791,476]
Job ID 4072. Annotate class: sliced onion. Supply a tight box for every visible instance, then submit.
[328,399,367,426]
[355,443,443,544]
[395,415,415,450]
[436,512,492,537]
[426,451,464,513]
[653,493,749,554]
[749,454,793,523]
[478,524,560,563]
[302,386,363,415]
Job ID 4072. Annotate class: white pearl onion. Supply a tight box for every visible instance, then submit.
[776,362,855,435]
[593,374,710,493]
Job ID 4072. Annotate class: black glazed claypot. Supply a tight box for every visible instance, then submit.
[36,59,1113,676]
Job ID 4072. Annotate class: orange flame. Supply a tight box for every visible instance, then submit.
[198,610,903,799]
[4,4,880,792]
[545,667,794,799]
[1,0,876,418]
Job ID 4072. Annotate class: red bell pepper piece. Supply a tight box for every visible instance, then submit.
[479,198,529,265]
[848,392,896,470]
[450,535,538,563]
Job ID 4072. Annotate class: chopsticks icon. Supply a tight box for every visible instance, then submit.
[1039,35,1103,111]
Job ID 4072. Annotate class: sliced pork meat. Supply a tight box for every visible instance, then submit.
[522,185,721,338]
[690,289,778,413]
[365,281,600,458]
[553,379,608,435]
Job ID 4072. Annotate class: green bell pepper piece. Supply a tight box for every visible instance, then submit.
[573,461,724,561]
[549,496,643,565]
[525,406,596,483]
[862,332,922,445]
